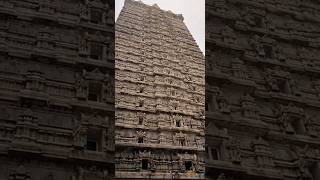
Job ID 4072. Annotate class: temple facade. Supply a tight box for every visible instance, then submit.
[115,0,205,179]
[206,0,320,179]
[0,0,114,179]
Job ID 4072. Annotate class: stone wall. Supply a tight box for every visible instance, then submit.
[206,0,320,179]
[115,0,205,179]
[0,0,115,179]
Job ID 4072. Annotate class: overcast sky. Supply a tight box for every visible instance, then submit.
[115,0,205,54]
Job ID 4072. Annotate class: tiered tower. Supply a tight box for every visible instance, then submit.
[0,0,114,179]
[206,0,320,179]
[115,0,205,179]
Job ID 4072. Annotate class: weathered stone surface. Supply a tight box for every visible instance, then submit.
[206,0,320,179]
[115,0,205,179]
[0,0,115,179]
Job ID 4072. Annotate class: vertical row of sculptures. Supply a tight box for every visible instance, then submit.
[0,0,114,179]
[206,0,320,180]
[115,0,205,179]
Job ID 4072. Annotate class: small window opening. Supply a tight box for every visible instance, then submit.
[264,45,274,58]
[211,148,220,160]
[254,16,263,27]
[88,83,102,101]
[90,9,102,24]
[205,146,209,158]
[139,101,144,107]
[176,120,181,127]
[138,137,143,143]
[276,79,289,93]
[174,105,177,110]
[180,139,185,146]
[142,159,148,170]
[139,87,144,93]
[90,43,103,60]
[138,117,143,125]
[172,91,175,96]
[309,162,320,180]
[185,161,193,171]
[86,129,101,151]
[292,117,305,135]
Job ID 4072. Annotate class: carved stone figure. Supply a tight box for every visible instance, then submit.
[79,32,89,55]
[0,0,114,178]
[115,0,205,179]
[231,57,248,79]
[75,73,87,99]
[227,138,241,163]
[206,0,319,180]
[252,137,274,167]
[240,93,259,119]
[217,93,230,113]
[221,26,237,44]
[9,164,31,180]
[249,35,265,57]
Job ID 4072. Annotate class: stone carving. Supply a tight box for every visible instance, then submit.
[231,57,248,80]
[115,0,204,179]
[240,93,259,119]
[206,0,320,179]
[227,137,241,163]
[80,1,90,20]
[73,125,87,149]
[25,65,46,92]
[278,103,305,135]
[265,68,301,96]
[221,26,237,45]
[249,35,266,57]
[39,0,56,14]
[304,116,318,137]
[217,173,226,180]
[9,164,31,180]
[252,137,274,167]
[15,109,39,143]
[216,92,230,113]
[75,73,88,100]
[206,52,221,73]
[77,166,85,180]
[79,32,89,55]
[0,0,114,178]
[45,172,55,180]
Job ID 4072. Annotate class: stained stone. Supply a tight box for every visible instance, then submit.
[115,0,205,179]
[0,0,115,179]
[206,0,320,179]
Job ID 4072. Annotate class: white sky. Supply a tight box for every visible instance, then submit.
[115,0,205,54]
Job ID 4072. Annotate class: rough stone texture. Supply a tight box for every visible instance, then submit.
[0,0,114,179]
[115,0,205,179]
[206,0,320,179]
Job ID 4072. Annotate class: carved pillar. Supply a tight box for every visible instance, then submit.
[38,0,56,14]
[240,93,259,119]
[75,73,88,100]
[79,32,89,55]
[25,66,46,92]
[73,125,87,149]
[231,58,248,80]
[9,164,31,180]
[227,137,241,163]
[15,109,39,143]
[79,1,89,20]
[221,26,237,45]
[252,137,274,168]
